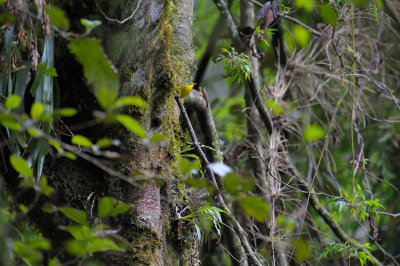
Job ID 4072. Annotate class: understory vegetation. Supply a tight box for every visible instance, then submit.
[1,0,400,265]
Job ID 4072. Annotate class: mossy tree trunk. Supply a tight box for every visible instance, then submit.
[3,0,197,264]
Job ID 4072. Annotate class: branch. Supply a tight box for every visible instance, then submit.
[185,90,221,162]
[96,0,142,24]
[246,0,322,37]
[175,96,262,266]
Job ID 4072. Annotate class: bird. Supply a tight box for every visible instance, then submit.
[176,82,195,99]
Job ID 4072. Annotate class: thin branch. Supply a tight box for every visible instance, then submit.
[376,211,400,218]
[246,0,322,37]
[96,0,142,24]
[175,95,262,266]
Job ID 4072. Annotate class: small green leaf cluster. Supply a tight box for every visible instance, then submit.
[43,197,131,258]
[329,184,385,222]
[178,205,229,243]
[318,240,374,266]
[215,47,252,84]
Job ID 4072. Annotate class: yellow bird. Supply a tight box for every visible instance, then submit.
[176,82,195,99]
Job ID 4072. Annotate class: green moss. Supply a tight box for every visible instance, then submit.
[126,227,161,264]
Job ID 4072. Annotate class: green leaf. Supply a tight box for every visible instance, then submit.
[116,114,145,138]
[109,202,131,216]
[0,13,16,24]
[5,94,21,109]
[98,197,114,218]
[184,178,215,193]
[292,239,312,262]
[71,135,93,148]
[19,204,28,214]
[62,225,92,240]
[64,152,77,160]
[64,239,88,257]
[29,239,51,250]
[96,138,120,149]
[294,0,314,12]
[223,173,255,194]
[14,241,41,262]
[37,64,58,77]
[304,124,326,142]
[320,4,338,27]
[42,204,57,213]
[60,207,88,225]
[0,113,21,130]
[265,99,284,115]
[240,196,270,222]
[81,19,102,31]
[45,6,70,30]
[48,139,61,151]
[31,102,44,119]
[10,155,33,178]
[110,96,147,109]
[38,176,54,196]
[150,133,169,143]
[53,108,77,117]
[352,0,369,7]
[89,239,121,254]
[27,127,42,137]
[98,197,131,218]
[68,38,119,109]
[293,25,311,48]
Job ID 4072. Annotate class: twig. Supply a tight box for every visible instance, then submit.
[246,0,322,37]
[96,0,142,24]
[175,95,262,266]
[376,211,400,218]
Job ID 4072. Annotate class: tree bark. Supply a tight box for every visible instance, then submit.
[3,0,198,264]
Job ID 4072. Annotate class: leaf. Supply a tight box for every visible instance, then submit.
[60,207,88,225]
[89,239,121,254]
[292,239,312,262]
[53,108,77,117]
[304,124,326,142]
[29,239,51,250]
[81,19,102,31]
[38,176,54,196]
[294,0,314,12]
[265,99,284,115]
[45,6,70,30]
[68,38,119,109]
[5,94,21,109]
[110,96,147,109]
[71,135,93,148]
[13,241,41,262]
[27,127,42,137]
[293,25,310,48]
[98,197,114,218]
[116,114,145,138]
[0,113,21,130]
[64,239,88,257]
[240,196,270,222]
[223,173,255,194]
[10,155,33,178]
[352,0,369,7]
[184,178,215,193]
[31,102,44,119]
[64,152,77,160]
[98,197,131,218]
[109,202,131,217]
[320,4,338,27]
[37,64,58,77]
[62,225,92,240]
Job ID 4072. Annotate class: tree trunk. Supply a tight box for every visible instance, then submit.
[3,0,198,264]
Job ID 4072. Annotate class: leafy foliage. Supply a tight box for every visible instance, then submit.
[215,47,252,84]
